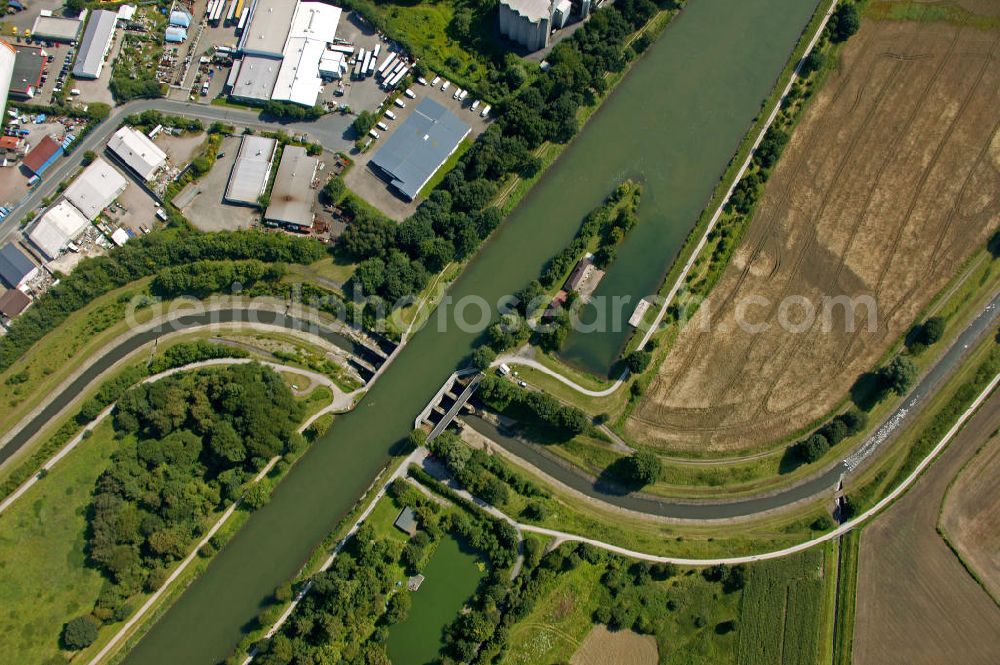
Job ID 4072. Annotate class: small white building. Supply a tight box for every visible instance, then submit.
[29,201,91,260]
[63,158,128,220]
[107,126,167,182]
[225,135,277,206]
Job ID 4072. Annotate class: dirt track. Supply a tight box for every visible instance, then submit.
[852,389,1000,664]
[940,433,1000,600]
[627,19,1000,452]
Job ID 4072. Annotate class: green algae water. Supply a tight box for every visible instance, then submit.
[387,538,483,665]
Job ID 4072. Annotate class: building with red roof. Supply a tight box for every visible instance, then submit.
[23,135,64,176]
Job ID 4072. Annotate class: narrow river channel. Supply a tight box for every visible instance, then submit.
[123,1,821,662]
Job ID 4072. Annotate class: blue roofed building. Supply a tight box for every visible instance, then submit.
[0,242,38,290]
[368,98,471,201]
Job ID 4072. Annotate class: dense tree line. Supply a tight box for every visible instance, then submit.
[477,374,590,437]
[427,431,548,508]
[253,473,519,664]
[792,409,868,464]
[261,101,325,122]
[85,364,304,626]
[124,110,205,133]
[0,230,325,373]
[151,260,285,298]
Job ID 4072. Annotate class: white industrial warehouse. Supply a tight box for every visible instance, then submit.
[73,9,118,79]
[107,126,167,182]
[64,158,129,220]
[29,200,91,260]
[230,0,343,107]
[225,135,277,206]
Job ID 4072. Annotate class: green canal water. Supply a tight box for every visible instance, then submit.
[386,538,483,665]
[122,2,821,663]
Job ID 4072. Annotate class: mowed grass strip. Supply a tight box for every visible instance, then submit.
[0,419,120,664]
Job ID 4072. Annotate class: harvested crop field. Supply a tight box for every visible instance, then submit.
[853,389,1000,664]
[940,432,1000,600]
[570,625,658,665]
[627,19,1000,452]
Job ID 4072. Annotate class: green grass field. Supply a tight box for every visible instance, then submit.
[352,0,507,94]
[0,419,120,663]
[735,547,826,665]
[502,546,830,664]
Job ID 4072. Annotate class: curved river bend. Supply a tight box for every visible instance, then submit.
[123,1,821,662]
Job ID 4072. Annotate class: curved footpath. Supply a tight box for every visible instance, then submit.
[0,302,368,468]
[0,357,354,516]
[477,291,1000,519]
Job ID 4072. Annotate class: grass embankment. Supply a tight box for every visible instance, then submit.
[502,545,829,665]
[845,334,1000,514]
[518,241,1000,499]
[831,530,860,665]
[461,428,833,558]
[0,360,329,665]
[866,0,1000,28]
[0,419,118,664]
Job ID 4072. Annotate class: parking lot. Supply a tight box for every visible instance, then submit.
[344,74,491,219]
[178,135,260,232]
[102,179,161,235]
[73,32,122,106]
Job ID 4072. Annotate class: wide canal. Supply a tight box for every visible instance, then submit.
[123,1,821,662]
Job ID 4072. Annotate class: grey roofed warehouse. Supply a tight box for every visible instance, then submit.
[225,135,277,206]
[73,10,118,79]
[263,145,318,230]
[368,98,471,201]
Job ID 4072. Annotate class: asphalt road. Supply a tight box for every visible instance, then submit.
[468,289,1000,519]
[0,99,355,245]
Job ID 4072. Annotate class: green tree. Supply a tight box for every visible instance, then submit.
[62,615,98,650]
[798,433,830,463]
[831,3,861,42]
[471,346,496,372]
[800,50,824,76]
[621,450,663,486]
[880,355,917,396]
[624,350,651,374]
[81,150,97,166]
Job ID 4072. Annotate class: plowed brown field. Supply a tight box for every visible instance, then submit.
[940,432,1000,600]
[627,19,1000,453]
[852,389,1000,664]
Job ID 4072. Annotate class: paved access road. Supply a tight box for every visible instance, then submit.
[0,99,355,245]
[471,290,1000,519]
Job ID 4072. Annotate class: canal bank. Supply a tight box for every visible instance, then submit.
[554,0,823,375]
[120,2,825,663]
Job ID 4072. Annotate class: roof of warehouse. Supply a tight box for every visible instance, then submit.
[232,54,281,101]
[11,46,45,95]
[73,10,117,78]
[240,0,297,57]
[63,158,129,220]
[23,135,63,173]
[271,37,325,107]
[0,243,36,288]
[107,126,166,181]
[225,135,277,205]
[29,200,90,259]
[264,145,317,227]
[31,14,83,41]
[0,288,31,318]
[288,1,341,41]
[369,98,472,201]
